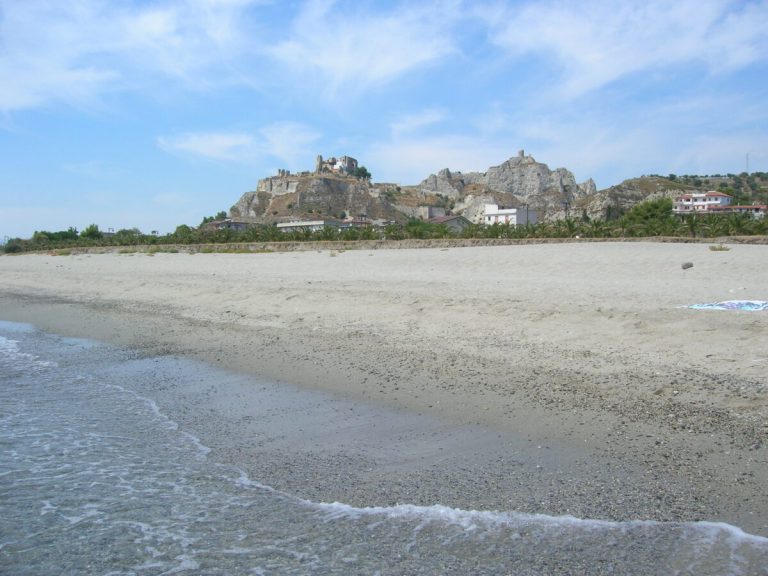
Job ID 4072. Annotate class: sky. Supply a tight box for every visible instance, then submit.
[1,0,767,239]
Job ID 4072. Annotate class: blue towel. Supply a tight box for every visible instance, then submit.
[686,300,768,311]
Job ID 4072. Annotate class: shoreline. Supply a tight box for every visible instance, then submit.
[1,242,766,535]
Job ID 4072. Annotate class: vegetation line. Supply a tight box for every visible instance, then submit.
[3,199,767,254]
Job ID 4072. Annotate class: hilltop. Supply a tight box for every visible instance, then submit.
[578,172,768,221]
[229,150,596,225]
[228,150,768,227]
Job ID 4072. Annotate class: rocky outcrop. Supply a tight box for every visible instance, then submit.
[417,150,595,221]
[577,177,693,221]
[229,151,603,225]
[230,173,404,223]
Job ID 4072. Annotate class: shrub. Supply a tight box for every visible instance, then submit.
[3,240,23,253]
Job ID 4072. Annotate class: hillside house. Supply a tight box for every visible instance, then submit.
[209,218,251,231]
[707,204,767,218]
[483,204,537,226]
[428,214,472,233]
[673,192,733,214]
[276,220,340,233]
[419,206,446,220]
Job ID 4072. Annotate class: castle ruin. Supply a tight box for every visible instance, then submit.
[315,154,358,176]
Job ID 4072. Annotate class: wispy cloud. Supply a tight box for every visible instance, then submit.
[486,0,768,98]
[157,122,320,168]
[0,0,266,112]
[258,122,321,168]
[157,132,256,161]
[268,0,460,96]
[367,134,515,184]
[389,109,447,138]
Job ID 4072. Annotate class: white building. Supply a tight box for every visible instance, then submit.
[673,192,733,214]
[483,204,537,226]
[276,220,330,233]
[709,204,767,218]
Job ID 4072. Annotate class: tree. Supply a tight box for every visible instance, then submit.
[353,166,372,180]
[3,239,23,253]
[114,228,142,245]
[171,224,196,244]
[682,214,700,238]
[623,197,673,223]
[80,223,103,239]
[384,224,405,240]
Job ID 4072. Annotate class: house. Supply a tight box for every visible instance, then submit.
[210,218,251,231]
[428,214,472,233]
[276,219,340,233]
[483,204,537,226]
[673,191,733,214]
[708,204,767,219]
[339,217,373,230]
[418,206,446,220]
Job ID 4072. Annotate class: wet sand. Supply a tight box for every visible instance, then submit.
[1,242,766,535]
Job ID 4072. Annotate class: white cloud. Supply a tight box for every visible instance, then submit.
[389,109,447,138]
[269,0,460,96]
[0,0,266,112]
[157,122,320,168]
[258,122,321,168]
[367,135,515,184]
[486,0,768,98]
[157,132,256,160]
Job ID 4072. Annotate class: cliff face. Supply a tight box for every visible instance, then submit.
[414,151,596,221]
[577,177,693,221]
[229,173,405,223]
[229,151,617,225]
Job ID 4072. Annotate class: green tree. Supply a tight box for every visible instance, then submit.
[383,224,405,240]
[113,228,143,245]
[682,214,701,238]
[3,239,24,253]
[171,224,197,244]
[353,166,372,180]
[80,224,103,239]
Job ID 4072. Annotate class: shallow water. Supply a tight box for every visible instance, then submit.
[1,321,766,575]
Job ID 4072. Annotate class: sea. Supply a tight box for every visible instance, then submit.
[1,320,767,575]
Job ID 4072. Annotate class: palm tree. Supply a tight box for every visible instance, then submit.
[585,219,607,238]
[358,225,379,240]
[683,214,700,238]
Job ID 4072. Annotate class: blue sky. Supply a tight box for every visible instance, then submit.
[1,0,767,239]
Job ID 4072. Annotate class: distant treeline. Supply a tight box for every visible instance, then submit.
[3,199,767,254]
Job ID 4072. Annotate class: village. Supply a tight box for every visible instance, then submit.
[210,153,766,237]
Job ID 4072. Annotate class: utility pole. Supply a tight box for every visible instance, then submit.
[746,152,750,174]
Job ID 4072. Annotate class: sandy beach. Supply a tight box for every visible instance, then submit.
[1,241,766,536]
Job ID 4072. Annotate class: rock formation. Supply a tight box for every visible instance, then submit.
[577,176,693,221]
[229,172,402,223]
[228,151,608,225]
[414,150,596,221]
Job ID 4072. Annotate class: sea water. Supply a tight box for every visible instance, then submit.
[1,321,766,576]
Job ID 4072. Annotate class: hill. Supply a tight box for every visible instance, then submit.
[228,155,768,225]
[229,150,595,225]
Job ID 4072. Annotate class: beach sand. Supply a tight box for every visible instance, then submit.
[1,242,766,535]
